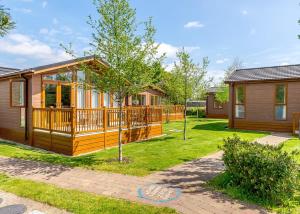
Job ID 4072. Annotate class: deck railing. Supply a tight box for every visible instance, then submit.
[293,112,300,135]
[33,106,163,135]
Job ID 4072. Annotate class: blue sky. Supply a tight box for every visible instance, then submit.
[1,0,300,80]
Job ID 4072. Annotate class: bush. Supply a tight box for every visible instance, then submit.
[222,135,299,205]
[186,107,206,118]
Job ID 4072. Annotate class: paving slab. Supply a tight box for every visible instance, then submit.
[0,191,69,214]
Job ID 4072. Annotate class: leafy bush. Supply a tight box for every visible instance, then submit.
[186,107,206,118]
[222,135,299,205]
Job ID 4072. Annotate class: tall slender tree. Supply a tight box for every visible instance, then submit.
[0,4,15,37]
[215,58,243,104]
[174,49,209,141]
[84,0,162,162]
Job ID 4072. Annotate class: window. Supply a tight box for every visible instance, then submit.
[151,96,161,106]
[133,94,146,106]
[104,93,110,107]
[213,97,223,109]
[61,85,71,108]
[92,89,99,108]
[235,85,245,118]
[275,84,287,120]
[43,72,72,82]
[77,86,85,108]
[77,70,86,83]
[45,84,57,107]
[11,81,25,107]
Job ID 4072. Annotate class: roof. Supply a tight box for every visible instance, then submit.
[0,56,108,79]
[0,67,21,78]
[207,87,219,93]
[226,64,300,83]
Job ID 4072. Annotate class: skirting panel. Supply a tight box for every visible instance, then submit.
[32,124,163,156]
[206,114,228,119]
[233,120,292,132]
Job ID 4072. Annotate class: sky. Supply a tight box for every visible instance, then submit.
[0,0,300,81]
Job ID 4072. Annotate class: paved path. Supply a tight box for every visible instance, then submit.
[0,133,291,214]
[0,191,69,214]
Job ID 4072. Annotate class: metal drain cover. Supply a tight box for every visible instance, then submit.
[0,204,27,214]
[137,184,181,203]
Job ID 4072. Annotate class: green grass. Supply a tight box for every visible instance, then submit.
[0,173,176,214]
[0,117,267,176]
[208,137,300,214]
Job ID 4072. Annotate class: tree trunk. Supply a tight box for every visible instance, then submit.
[183,70,188,141]
[118,94,123,163]
[183,98,187,141]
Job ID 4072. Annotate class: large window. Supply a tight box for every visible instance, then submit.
[92,89,99,108]
[61,85,71,108]
[151,95,161,106]
[235,85,245,118]
[132,94,146,106]
[104,93,110,107]
[11,81,25,107]
[45,84,57,108]
[43,72,72,82]
[275,84,287,120]
[77,86,85,108]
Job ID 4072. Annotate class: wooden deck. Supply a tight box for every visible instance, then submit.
[32,106,166,156]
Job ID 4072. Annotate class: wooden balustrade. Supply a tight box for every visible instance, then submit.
[292,112,300,135]
[32,106,163,135]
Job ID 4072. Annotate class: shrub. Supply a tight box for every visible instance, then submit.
[186,107,206,118]
[222,135,299,205]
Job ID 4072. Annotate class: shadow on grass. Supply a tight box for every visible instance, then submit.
[192,122,268,135]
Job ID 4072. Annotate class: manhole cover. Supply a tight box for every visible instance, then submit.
[137,184,181,203]
[0,204,27,214]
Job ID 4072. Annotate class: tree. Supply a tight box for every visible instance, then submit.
[174,49,209,141]
[84,0,162,162]
[215,58,242,104]
[0,5,15,37]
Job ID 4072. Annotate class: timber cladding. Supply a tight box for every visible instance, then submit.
[33,124,162,156]
[230,81,300,132]
[206,93,228,118]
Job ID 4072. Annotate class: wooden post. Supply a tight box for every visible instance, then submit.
[127,107,131,143]
[103,107,107,149]
[49,107,53,133]
[30,107,34,146]
[71,107,76,137]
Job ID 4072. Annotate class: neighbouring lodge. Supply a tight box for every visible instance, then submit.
[206,87,228,119]
[0,56,183,156]
[226,64,300,134]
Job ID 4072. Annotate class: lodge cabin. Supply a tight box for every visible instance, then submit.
[226,64,300,134]
[0,56,169,156]
[206,87,228,119]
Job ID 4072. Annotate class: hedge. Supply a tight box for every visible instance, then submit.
[222,135,299,205]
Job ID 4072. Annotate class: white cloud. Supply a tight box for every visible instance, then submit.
[216,58,229,64]
[157,43,200,60]
[15,8,32,14]
[241,10,248,15]
[42,1,48,8]
[0,33,72,63]
[184,21,205,29]
[77,36,90,44]
[60,26,73,35]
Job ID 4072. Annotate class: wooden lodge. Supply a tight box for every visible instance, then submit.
[0,56,184,156]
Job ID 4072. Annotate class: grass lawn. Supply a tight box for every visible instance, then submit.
[0,117,267,176]
[0,173,176,214]
[208,137,300,214]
